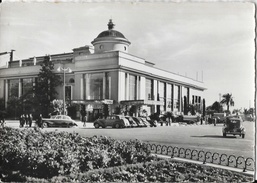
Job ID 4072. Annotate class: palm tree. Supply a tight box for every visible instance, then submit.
[220,93,234,112]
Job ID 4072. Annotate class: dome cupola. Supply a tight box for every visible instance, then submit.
[91,19,131,53]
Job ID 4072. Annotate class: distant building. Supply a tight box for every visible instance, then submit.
[0,19,206,120]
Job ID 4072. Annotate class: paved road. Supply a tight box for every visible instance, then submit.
[4,121,255,159]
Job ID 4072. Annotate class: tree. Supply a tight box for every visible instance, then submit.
[35,56,61,117]
[220,93,234,112]
[211,101,223,113]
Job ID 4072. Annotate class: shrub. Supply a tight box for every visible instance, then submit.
[0,127,154,182]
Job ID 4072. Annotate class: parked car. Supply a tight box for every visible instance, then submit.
[132,117,146,127]
[212,113,226,125]
[125,116,138,127]
[116,115,131,127]
[144,117,157,127]
[41,115,77,128]
[222,116,245,138]
[175,115,200,124]
[140,117,151,127]
[93,115,127,128]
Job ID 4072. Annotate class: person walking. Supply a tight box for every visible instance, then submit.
[38,114,43,128]
[25,114,29,127]
[0,113,5,128]
[28,114,33,127]
[19,114,25,128]
[80,109,86,127]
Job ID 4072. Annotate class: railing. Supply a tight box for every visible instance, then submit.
[143,143,254,172]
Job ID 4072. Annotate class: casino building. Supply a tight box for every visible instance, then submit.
[0,19,206,120]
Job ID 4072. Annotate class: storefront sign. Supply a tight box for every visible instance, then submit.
[102,99,113,104]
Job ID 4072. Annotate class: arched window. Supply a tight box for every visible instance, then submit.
[69,78,75,83]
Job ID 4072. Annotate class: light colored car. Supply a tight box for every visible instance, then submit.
[125,116,138,127]
[116,115,131,127]
[94,115,128,128]
[41,115,77,128]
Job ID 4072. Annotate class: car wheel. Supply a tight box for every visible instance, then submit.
[42,122,48,128]
[94,123,100,129]
[223,133,226,137]
[115,123,120,128]
[242,134,245,138]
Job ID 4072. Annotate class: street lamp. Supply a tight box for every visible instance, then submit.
[57,66,72,115]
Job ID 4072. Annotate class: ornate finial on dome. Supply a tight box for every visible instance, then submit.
[108,19,115,30]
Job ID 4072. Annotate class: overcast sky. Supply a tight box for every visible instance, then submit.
[0,2,255,110]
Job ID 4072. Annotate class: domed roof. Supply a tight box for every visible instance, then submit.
[96,30,126,39]
[95,19,126,39]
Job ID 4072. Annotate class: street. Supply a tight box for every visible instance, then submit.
[4,121,255,159]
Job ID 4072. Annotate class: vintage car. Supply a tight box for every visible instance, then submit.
[210,113,226,126]
[175,115,200,124]
[125,116,138,127]
[41,115,78,128]
[222,116,245,138]
[144,117,157,127]
[93,115,129,128]
[132,117,146,127]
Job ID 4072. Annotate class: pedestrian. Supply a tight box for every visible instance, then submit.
[38,114,43,128]
[19,114,25,128]
[25,114,29,127]
[80,109,86,127]
[0,113,5,128]
[28,114,33,127]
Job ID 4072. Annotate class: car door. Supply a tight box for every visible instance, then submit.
[105,116,113,127]
[54,115,63,126]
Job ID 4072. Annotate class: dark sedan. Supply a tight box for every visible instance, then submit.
[41,115,78,128]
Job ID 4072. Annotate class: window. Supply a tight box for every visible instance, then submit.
[8,79,19,98]
[65,85,72,100]
[174,85,180,110]
[159,82,166,111]
[129,75,136,100]
[100,45,104,49]
[89,73,103,100]
[124,46,127,51]
[22,78,33,96]
[69,78,75,83]
[166,84,173,110]
[145,79,153,100]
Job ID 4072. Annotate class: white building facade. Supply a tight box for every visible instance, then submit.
[0,20,206,120]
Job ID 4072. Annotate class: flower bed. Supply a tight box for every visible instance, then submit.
[0,127,153,182]
[26,159,254,182]
[0,127,254,182]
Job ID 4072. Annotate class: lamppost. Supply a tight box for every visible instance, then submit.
[57,65,72,115]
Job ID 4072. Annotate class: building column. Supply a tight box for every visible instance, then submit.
[179,85,182,112]
[103,72,106,99]
[80,76,84,100]
[126,73,129,100]
[136,76,140,100]
[85,74,90,100]
[5,80,8,108]
[18,79,22,98]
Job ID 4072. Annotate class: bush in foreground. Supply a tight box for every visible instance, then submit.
[0,127,153,182]
[0,127,253,182]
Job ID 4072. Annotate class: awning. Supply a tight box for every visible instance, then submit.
[120,100,164,106]
[71,99,113,105]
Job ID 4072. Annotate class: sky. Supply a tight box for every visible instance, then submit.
[0,1,255,110]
